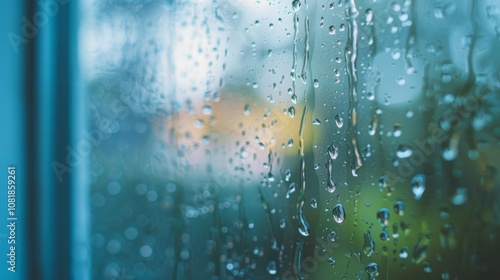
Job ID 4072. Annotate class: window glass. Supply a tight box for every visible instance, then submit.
[82,0,500,279]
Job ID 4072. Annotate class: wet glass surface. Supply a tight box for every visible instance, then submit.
[81,0,500,279]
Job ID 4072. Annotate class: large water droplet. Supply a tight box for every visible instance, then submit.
[396,76,406,86]
[328,256,336,267]
[411,174,426,200]
[393,124,402,137]
[399,246,409,258]
[365,9,374,24]
[334,114,344,128]
[392,223,399,238]
[286,182,296,199]
[202,105,212,115]
[393,200,404,216]
[310,198,318,208]
[266,261,277,275]
[258,142,265,150]
[270,238,278,250]
[450,187,468,205]
[363,230,376,256]
[434,6,444,19]
[265,170,274,181]
[392,49,401,60]
[328,143,339,160]
[380,229,390,241]
[288,106,296,118]
[423,261,432,273]
[396,145,413,158]
[328,25,336,35]
[280,218,286,229]
[369,115,378,136]
[326,160,336,193]
[285,169,291,182]
[332,204,346,224]
[376,207,390,226]
[442,147,458,161]
[378,176,388,188]
[329,230,337,242]
[244,104,251,116]
[253,246,262,255]
[194,119,204,128]
[298,201,310,236]
[365,263,380,280]
[292,0,302,12]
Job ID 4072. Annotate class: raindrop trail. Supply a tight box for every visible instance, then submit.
[345,0,362,176]
[438,0,478,200]
[462,0,477,94]
[267,149,274,181]
[369,114,378,136]
[291,13,300,97]
[326,159,336,193]
[297,105,310,237]
[366,8,377,64]
[290,101,310,280]
[294,239,305,280]
[300,16,310,84]
[405,0,415,74]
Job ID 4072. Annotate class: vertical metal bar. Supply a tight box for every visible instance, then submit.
[51,1,72,278]
[71,0,91,278]
[25,0,41,279]
[33,0,77,279]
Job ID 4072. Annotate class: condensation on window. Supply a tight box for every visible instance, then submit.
[81,0,500,279]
